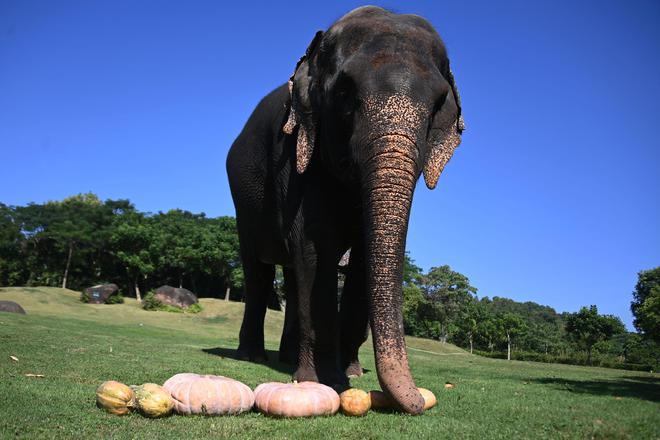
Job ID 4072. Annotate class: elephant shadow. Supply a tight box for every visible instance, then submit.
[202,347,294,376]
[530,375,660,403]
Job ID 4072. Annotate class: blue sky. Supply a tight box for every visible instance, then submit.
[1,1,659,328]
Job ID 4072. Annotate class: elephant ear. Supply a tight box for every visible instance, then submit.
[423,68,465,189]
[283,30,324,174]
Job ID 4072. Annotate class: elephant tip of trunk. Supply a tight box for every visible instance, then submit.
[383,385,425,415]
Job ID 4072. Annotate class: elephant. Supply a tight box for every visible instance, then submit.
[226,6,464,415]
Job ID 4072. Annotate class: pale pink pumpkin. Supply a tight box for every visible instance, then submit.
[162,373,254,415]
[254,381,340,417]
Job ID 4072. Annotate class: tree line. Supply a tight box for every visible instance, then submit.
[401,257,659,370]
[0,193,242,301]
[1,193,657,370]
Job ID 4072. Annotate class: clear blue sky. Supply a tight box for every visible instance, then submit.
[1,1,659,328]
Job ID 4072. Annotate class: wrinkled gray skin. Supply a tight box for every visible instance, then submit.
[227,6,463,414]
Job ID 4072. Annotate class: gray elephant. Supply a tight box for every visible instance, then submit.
[226,6,464,414]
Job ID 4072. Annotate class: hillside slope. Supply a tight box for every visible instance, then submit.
[0,287,658,439]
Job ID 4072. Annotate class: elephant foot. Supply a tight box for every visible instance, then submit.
[345,361,364,378]
[317,364,349,391]
[293,366,318,383]
[236,345,268,363]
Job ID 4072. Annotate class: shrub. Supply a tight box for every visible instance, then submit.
[472,349,653,372]
[106,292,124,304]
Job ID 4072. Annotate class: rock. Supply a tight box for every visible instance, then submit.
[153,285,198,309]
[0,300,26,314]
[82,284,119,304]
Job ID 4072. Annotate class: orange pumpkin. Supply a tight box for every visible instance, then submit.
[254,381,340,417]
[162,373,254,415]
[369,387,437,411]
[96,381,135,415]
[339,388,371,416]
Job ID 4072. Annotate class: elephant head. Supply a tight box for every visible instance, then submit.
[283,6,464,414]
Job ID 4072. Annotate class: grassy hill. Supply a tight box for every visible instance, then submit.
[0,287,658,439]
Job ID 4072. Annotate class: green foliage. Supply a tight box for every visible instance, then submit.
[631,266,660,342]
[142,291,202,314]
[399,261,657,370]
[407,264,478,341]
[105,292,125,304]
[565,305,626,364]
[403,252,423,285]
[187,302,203,313]
[0,194,243,299]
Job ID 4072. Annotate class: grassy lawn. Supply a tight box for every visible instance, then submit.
[0,286,658,439]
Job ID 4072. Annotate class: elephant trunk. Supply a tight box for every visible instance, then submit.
[361,134,424,415]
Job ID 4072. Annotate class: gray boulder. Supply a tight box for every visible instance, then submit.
[153,285,198,309]
[82,284,119,304]
[0,300,26,314]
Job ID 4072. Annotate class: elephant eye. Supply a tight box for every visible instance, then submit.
[333,73,357,107]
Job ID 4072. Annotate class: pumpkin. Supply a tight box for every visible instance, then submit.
[339,388,371,416]
[134,383,174,418]
[254,381,340,417]
[162,373,254,415]
[418,388,437,410]
[369,387,437,411]
[96,380,135,415]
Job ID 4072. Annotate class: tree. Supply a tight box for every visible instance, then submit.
[496,313,526,360]
[109,210,154,301]
[419,265,477,342]
[54,193,107,289]
[402,283,425,336]
[403,252,423,286]
[0,203,26,286]
[13,193,116,290]
[631,267,660,343]
[565,305,626,364]
[456,299,489,354]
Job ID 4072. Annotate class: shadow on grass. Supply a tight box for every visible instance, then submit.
[202,347,373,379]
[532,375,660,402]
[202,347,294,376]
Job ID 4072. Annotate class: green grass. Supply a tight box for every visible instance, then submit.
[0,286,658,439]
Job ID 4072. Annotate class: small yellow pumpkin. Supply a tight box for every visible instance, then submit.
[418,388,437,410]
[134,383,174,418]
[96,381,135,415]
[339,388,371,416]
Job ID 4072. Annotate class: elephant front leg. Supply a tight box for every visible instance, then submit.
[278,267,299,365]
[293,249,346,388]
[339,244,369,377]
[237,260,275,362]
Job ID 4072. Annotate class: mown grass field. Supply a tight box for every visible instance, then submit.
[0,287,658,439]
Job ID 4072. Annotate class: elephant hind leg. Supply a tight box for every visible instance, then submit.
[237,259,275,363]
